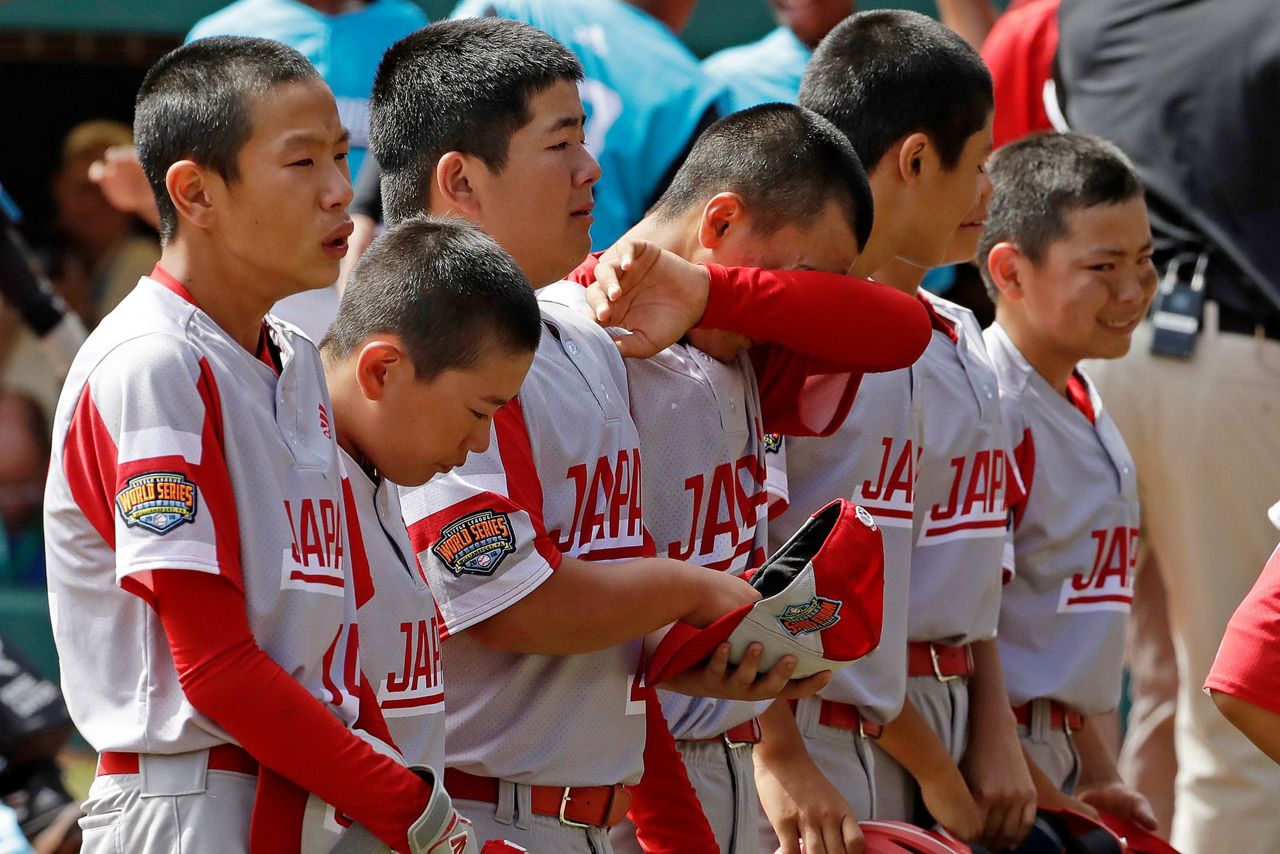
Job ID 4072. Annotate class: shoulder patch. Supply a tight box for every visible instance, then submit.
[762,433,783,454]
[431,509,517,577]
[116,472,199,535]
[777,596,842,637]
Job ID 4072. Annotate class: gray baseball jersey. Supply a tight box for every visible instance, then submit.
[340,452,446,771]
[908,293,1011,645]
[985,324,1138,714]
[626,343,771,739]
[399,281,648,787]
[770,366,922,724]
[44,274,357,754]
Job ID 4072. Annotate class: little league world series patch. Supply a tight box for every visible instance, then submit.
[432,509,517,577]
[115,472,198,535]
[777,596,843,637]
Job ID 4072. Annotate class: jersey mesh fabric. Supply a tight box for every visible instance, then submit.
[907,292,1012,645]
[399,282,648,786]
[451,0,726,248]
[627,344,772,739]
[341,453,447,770]
[187,0,428,178]
[770,367,922,723]
[702,26,811,112]
[986,324,1138,714]
[45,276,356,753]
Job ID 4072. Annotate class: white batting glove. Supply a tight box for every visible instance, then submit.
[405,766,477,854]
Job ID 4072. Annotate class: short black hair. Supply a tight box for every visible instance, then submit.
[370,18,584,227]
[134,36,322,243]
[648,103,874,251]
[978,132,1145,300]
[799,10,993,171]
[321,216,542,379]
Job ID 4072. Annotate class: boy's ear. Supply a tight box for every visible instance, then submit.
[354,338,410,403]
[166,160,215,230]
[697,192,749,249]
[986,242,1030,302]
[434,151,481,217]
[896,132,933,185]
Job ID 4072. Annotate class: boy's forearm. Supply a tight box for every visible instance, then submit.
[1074,715,1123,788]
[967,638,1019,733]
[877,697,961,783]
[466,555,733,655]
[1212,690,1280,765]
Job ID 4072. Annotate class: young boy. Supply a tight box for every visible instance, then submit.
[43,37,440,853]
[575,102,929,854]
[760,11,1036,851]
[370,19,789,853]
[979,132,1158,832]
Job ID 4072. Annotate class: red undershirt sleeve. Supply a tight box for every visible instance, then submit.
[698,265,933,370]
[625,688,719,853]
[148,569,429,853]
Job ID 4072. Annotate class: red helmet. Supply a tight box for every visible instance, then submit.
[1097,811,1182,854]
[859,820,974,854]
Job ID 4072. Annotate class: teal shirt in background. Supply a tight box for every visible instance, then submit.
[451,0,729,249]
[187,0,429,179]
[702,26,811,112]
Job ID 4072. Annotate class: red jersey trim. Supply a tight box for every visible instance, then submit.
[918,293,960,343]
[493,397,564,570]
[1066,373,1096,424]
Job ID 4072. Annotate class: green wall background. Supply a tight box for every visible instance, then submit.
[0,0,938,56]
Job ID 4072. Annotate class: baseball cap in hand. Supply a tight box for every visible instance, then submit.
[858,820,974,853]
[647,499,885,685]
[1012,809,1127,854]
[1097,812,1180,854]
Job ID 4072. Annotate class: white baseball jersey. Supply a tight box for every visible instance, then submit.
[626,344,771,739]
[985,324,1138,714]
[770,366,922,724]
[340,452,446,770]
[44,274,358,754]
[399,281,648,787]
[907,293,1011,645]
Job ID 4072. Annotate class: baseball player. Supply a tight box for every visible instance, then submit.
[759,13,1036,852]
[371,20,820,853]
[979,133,1158,832]
[42,38,456,853]
[450,0,728,249]
[570,103,931,854]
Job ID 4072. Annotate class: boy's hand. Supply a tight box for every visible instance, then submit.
[960,722,1037,850]
[1076,780,1159,832]
[917,762,983,842]
[680,566,759,628]
[584,239,710,358]
[755,751,863,854]
[660,641,831,701]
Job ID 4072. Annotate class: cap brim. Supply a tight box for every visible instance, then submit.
[646,602,754,686]
[1096,812,1181,854]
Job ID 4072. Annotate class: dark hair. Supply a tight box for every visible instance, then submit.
[978,132,1144,300]
[648,103,874,250]
[0,389,50,458]
[321,216,542,379]
[134,36,322,243]
[370,18,583,227]
[799,10,992,172]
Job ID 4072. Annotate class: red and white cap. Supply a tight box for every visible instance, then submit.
[857,821,972,853]
[1097,812,1180,854]
[647,499,885,685]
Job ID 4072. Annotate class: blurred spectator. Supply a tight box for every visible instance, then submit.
[0,391,48,588]
[447,0,726,250]
[1060,1,1280,850]
[1,122,157,424]
[701,0,853,112]
[48,120,158,326]
[0,806,31,854]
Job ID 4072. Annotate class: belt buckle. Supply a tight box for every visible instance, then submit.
[930,644,960,683]
[558,786,613,829]
[724,720,759,749]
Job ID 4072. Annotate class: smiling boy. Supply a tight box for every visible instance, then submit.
[979,132,1158,833]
